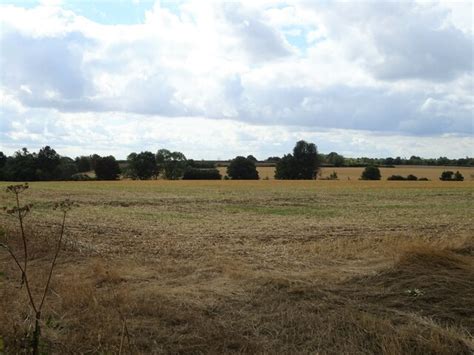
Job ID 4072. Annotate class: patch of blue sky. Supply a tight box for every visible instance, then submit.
[2,0,184,25]
[283,26,308,54]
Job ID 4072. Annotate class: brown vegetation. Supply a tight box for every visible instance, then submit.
[1,180,473,353]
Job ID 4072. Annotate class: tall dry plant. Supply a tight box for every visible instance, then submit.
[0,183,74,355]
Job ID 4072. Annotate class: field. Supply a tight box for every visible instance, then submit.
[1,175,473,353]
[219,165,474,180]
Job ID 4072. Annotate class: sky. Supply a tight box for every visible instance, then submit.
[0,0,473,160]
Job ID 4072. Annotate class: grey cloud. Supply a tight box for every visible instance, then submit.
[1,30,92,100]
[220,3,292,62]
[371,23,473,82]
[235,84,473,135]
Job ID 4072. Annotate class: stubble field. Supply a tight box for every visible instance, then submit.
[1,175,473,353]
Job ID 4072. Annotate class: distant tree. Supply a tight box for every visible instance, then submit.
[274,154,296,179]
[227,156,259,180]
[360,166,381,180]
[56,157,78,180]
[75,156,91,173]
[90,154,101,170]
[265,156,281,163]
[0,152,6,180]
[37,146,61,180]
[127,151,158,180]
[3,148,37,181]
[94,156,121,180]
[246,155,258,163]
[326,152,345,167]
[156,149,187,180]
[275,140,319,179]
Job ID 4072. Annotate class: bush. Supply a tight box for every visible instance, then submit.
[227,156,259,180]
[440,171,464,181]
[419,177,429,181]
[360,166,381,180]
[406,174,418,181]
[454,171,464,181]
[183,168,222,180]
[387,175,405,181]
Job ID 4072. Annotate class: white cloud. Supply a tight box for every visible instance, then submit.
[0,0,472,158]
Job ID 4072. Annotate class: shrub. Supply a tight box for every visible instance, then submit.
[387,175,405,181]
[454,171,464,181]
[440,171,464,181]
[406,174,418,181]
[360,166,381,180]
[419,177,429,181]
[183,168,222,180]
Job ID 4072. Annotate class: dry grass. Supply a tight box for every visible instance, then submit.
[1,180,473,353]
[217,165,474,180]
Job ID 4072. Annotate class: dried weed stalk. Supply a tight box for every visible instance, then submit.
[0,183,75,355]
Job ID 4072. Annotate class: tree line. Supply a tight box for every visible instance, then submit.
[0,142,472,181]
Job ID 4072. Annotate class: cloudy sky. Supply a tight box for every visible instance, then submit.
[0,0,472,159]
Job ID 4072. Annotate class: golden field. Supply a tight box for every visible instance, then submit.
[0,177,473,354]
[219,165,474,180]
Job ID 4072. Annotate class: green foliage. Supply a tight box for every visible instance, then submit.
[36,146,60,180]
[227,156,259,180]
[440,170,464,181]
[126,151,158,180]
[156,149,187,180]
[360,166,381,180]
[74,156,91,173]
[94,156,121,180]
[183,168,222,180]
[275,140,319,179]
[326,152,345,167]
[387,174,418,181]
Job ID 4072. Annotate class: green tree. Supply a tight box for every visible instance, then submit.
[274,154,296,179]
[127,151,158,180]
[75,156,91,173]
[156,149,187,180]
[37,146,61,180]
[360,166,381,180]
[4,148,37,181]
[227,156,259,180]
[326,152,345,167]
[94,156,121,180]
[275,140,319,179]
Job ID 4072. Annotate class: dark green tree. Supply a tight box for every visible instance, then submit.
[156,149,187,180]
[275,140,319,179]
[227,156,259,180]
[326,152,345,167]
[3,148,37,181]
[75,156,91,173]
[56,157,78,180]
[274,154,296,179]
[127,151,158,180]
[94,156,121,180]
[37,146,61,180]
[360,166,381,180]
